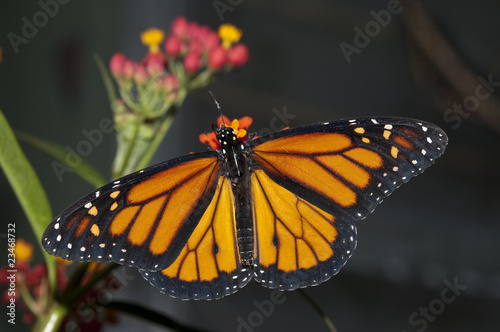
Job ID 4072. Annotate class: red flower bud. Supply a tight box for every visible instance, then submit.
[208,46,226,70]
[161,74,179,92]
[134,65,147,84]
[109,53,126,77]
[183,52,201,74]
[171,16,188,37]
[227,44,249,67]
[188,39,203,54]
[165,35,182,56]
[145,55,165,76]
[122,60,136,80]
[187,22,200,40]
[203,31,220,52]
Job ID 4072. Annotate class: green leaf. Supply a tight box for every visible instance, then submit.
[0,110,56,290]
[16,131,107,188]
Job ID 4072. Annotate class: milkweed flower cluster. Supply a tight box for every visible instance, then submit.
[106,17,249,177]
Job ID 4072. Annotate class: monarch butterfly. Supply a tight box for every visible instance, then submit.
[42,116,447,300]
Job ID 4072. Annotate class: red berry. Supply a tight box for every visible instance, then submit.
[208,46,226,70]
[227,44,249,67]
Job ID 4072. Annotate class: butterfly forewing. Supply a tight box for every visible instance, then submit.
[42,151,221,271]
[250,117,448,221]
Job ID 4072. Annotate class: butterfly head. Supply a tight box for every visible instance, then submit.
[216,124,241,151]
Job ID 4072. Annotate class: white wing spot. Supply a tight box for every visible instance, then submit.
[412,160,418,164]
[81,247,86,252]
[422,126,428,132]
[95,191,100,198]
[67,243,72,249]
[54,223,60,230]
[421,149,427,155]
[57,235,61,241]
[384,124,393,130]
[393,166,398,172]
[99,243,105,248]
[84,202,92,209]
[427,137,432,143]
[371,119,379,124]
[121,249,127,252]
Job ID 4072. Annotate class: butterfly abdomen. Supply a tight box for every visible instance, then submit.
[233,171,254,267]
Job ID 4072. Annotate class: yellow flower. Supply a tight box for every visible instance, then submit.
[141,28,165,53]
[15,238,34,263]
[218,24,242,49]
[229,118,247,139]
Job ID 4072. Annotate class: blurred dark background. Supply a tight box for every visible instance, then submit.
[1,1,499,331]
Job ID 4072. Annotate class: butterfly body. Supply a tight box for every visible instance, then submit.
[42,117,447,300]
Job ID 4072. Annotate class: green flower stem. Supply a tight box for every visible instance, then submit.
[297,289,338,332]
[33,302,67,332]
[135,111,176,171]
[18,278,41,316]
[113,115,143,179]
[62,263,120,305]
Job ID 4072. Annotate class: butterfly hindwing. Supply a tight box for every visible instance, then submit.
[42,151,221,271]
[140,176,252,300]
[251,170,357,290]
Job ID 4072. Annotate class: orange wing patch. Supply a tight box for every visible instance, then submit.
[253,133,384,208]
[254,132,352,154]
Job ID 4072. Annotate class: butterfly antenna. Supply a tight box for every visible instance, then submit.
[209,90,225,126]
